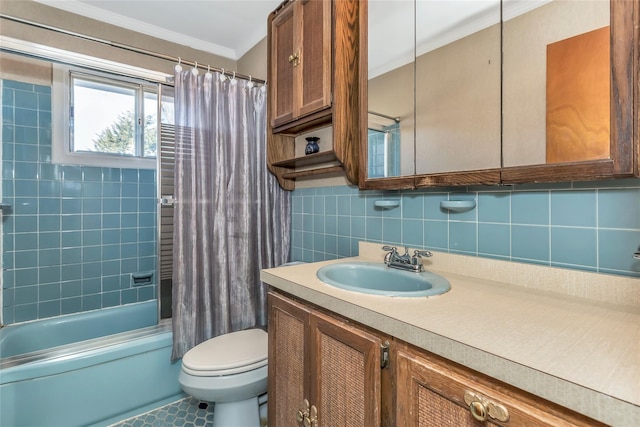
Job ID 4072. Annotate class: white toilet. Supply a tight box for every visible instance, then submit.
[179,328,268,427]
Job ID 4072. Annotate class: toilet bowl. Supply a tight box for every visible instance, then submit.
[179,328,268,427]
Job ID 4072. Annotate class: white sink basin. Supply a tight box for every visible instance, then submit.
[316,262,451,297]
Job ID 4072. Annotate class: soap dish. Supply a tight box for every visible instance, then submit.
[374,200,400,209]
[440,200,476,212]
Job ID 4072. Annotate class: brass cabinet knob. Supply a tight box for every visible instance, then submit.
[469,400,488,422]
[297,399,310,426]
[464,390,509,423]
[288,49,300,66]
[308,404,318,427]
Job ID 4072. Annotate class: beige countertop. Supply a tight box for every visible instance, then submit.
[260,242,640,427]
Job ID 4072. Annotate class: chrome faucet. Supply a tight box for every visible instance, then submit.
[382,246,432,272]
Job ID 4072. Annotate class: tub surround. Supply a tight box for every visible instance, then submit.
[261,242,640,427]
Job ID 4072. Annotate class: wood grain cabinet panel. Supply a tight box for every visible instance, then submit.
[268,291,382,427]
[266,0,366,189]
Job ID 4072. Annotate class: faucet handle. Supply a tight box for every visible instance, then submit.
[414,249,433,258]
[382,245,397,253]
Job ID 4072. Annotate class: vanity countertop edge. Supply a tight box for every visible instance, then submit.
[261,246,640,427]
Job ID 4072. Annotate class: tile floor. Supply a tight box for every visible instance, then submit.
[109,397,214,427]
[109,397,268,427]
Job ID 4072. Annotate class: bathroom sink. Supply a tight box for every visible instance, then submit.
[316,262,451,297]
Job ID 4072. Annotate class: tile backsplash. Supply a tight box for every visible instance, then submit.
[290,182,640,277]
[1,79,157,324]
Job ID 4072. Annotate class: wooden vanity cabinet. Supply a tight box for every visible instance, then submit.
[394,342,607,427]
[267,0,367,189]
[268,291,383,427]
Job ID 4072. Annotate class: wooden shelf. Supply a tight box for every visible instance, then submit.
[272,151,338,169]
[281,166,344,180]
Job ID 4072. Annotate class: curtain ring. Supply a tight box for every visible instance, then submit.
[220,68,226,82]
[247,75,254,88]
[205,65,212,80]
[174,56,183,72]
[192,61,199,76]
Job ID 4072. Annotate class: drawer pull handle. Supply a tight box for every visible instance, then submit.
[469,400,488,422]
[464,390,510,423]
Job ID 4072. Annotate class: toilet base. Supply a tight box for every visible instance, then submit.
[213,396,261,427]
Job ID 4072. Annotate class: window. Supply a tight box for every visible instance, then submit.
[53,65,165,168]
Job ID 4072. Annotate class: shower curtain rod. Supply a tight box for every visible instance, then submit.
[0,14,266,85]
[368,110,400,123]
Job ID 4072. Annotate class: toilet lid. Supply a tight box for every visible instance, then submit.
[182,328,268,376]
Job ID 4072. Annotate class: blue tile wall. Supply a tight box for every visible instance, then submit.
[1,79,157,324]
[290,181,640,277]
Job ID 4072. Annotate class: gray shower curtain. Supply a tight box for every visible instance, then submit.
[171,70,290,360]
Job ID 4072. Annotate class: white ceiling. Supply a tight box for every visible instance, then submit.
[35,0,282,60]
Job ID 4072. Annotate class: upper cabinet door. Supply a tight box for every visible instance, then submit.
[501,0,636,183]
[296,0,332,118]
[270,0,332,129]
[270,4,296,127]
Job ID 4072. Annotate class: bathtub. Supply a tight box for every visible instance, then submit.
[0,301,184,427]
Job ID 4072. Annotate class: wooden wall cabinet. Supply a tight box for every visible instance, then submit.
[267,0,367,190]
[268,290,606,427]
[268,291,383,427]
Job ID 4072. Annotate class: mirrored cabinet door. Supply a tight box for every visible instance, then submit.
[363,0,416,188]
[414,0,501,184]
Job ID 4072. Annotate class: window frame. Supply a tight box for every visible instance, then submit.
[52,64,159,169]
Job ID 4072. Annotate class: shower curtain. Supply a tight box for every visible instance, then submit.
[171,70,290,360]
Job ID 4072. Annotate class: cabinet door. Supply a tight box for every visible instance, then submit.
[396,347,605,427]
[270,3,295,127]
[268,292,310,427]
[310,311,382,427]
[295,0,332,118]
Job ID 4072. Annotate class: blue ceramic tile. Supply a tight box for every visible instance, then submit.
[83,230,101,246]
[14,108,38,127]
[382,218,401,244]
[313,232,324,252]
[551,227,597,267]
[62,215,82,230]
[292,213,303,231]
[82,214,101,229]
[14,268,38,287]
[312,196,324,215]
[38,93,51,111]
[14,251,37,268]
[14,144,38,162]
[14,198,37,215]
[122,198,138,213]
[38,301,60,318]
[122,182,139,198]
[364,195,382,217]
[138,285,156,301]
[512,225,549,262]
[38,232,62,249]
[102,275,120,292]
[14,126,37,144]
[598,188,640,229]
[478,223,511,256]
[402,194,423,219]
[2,87,15,106]
[83,182,102,197]
[62,248,82,264]
[82,295,102,311]
[103,214,121,229]
[139,213,155,227]
[121,243,138,258]
[83,262,102,278]
[62,198,82,214]
[14,304,38,323]
[103,198,120,213]
[3,143,14,161]
[351,216,365,238]
[102,244,120,260]
[292,196,303,214]
[83,198,102,213]
[138,198,155,213]
[38,198,60,215]
[14,90,37,109]
[337,236,351,257]
[551,191,596,227]
[312,214,324,234]
[39,180,60,197]
[351,194,366,216]
[61,297,82,315]
[39,249,61,267]
[62,165,82,181]
[60,280,82,298]
[478,192,510,223]
[598,229,640,274]
[424,220,448,250]
[14,215,37,232]
[512,191,549,225]
[324,196,337,215]
[39,282,61,301]
[402,219,423,246]
[34,85,50,94]
[14,180,37,197]
[302,213,313,231]
[39,111,51,128]
[447,193,477,222]
[138,242,155,256]
[2,124,14,143]
[82,167,103,181]
[103,168,122,182]
[121,258,138,274]
[4,81,33,91]
[139,227,155,242]
[336,195,350,215]
[424,194,449,220]
[449,221,477,253]
[83,246,102,262]
[138,169,155,184]
[61,264,82,281]
[15,233,37,251]
[366,217,383,241]
[139,183,154,197]
[3,161,14,180]
[14,285,38,305]
[40,164,61,180]
[324,234,337,255]
[39,216,61,232]
[39,128,52,147]
[292,230,303,248]
[62,231,82,248]
[121,289,138,305]
[337,215,350,236]
[38,146,52,162]
[102,292,121,308]
[62,181,82,198]
[39,266,61,285]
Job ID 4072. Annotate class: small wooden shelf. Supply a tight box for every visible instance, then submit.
[281,166,344,180]
[272,151,338,169]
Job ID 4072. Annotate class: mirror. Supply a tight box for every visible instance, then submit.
[415,0,501,175]
[502,0,610,168]
[367,1,415,179]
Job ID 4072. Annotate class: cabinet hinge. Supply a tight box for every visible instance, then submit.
[380,340,390,369]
